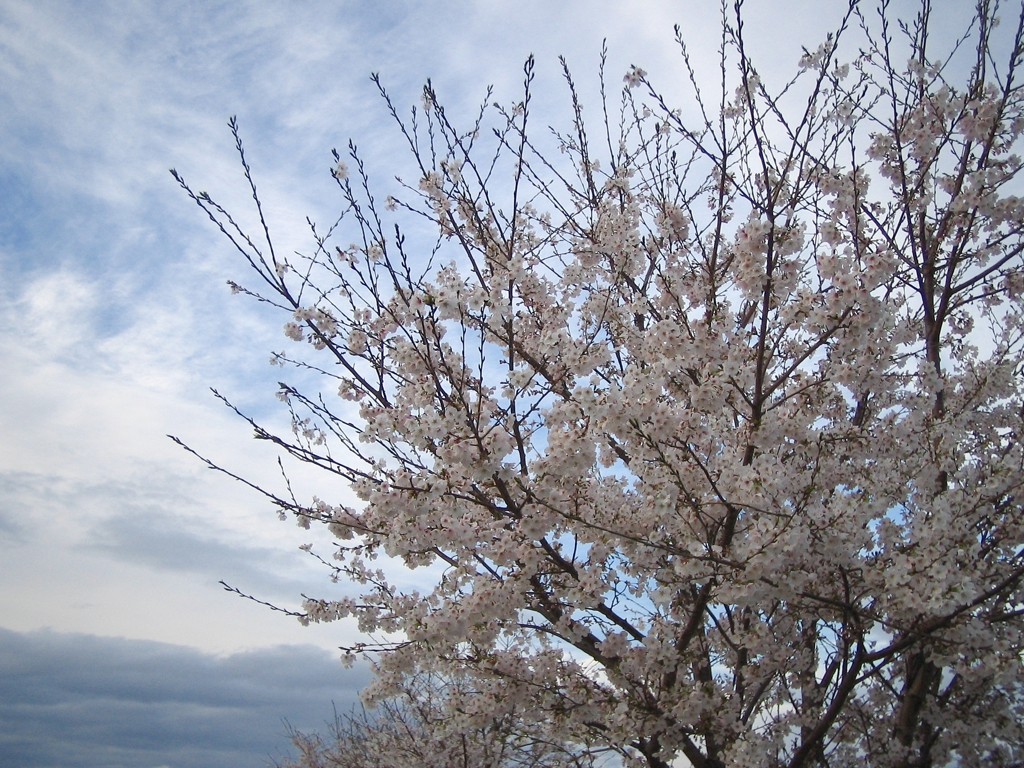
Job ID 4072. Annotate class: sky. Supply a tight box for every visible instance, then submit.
[0,0,944,766]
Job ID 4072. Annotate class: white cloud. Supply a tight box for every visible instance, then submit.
[0,264,355,652]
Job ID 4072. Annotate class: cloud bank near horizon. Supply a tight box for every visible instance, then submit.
[0,627,370,768]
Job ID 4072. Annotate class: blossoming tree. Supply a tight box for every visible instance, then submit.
[175,0,1024,765]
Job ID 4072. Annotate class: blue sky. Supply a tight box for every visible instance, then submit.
[0,0,896,765]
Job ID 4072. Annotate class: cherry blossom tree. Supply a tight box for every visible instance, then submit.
[174,0,1024,765]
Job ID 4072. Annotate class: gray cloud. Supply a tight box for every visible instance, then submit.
[0,627,370,768]
[86,506,334,604]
